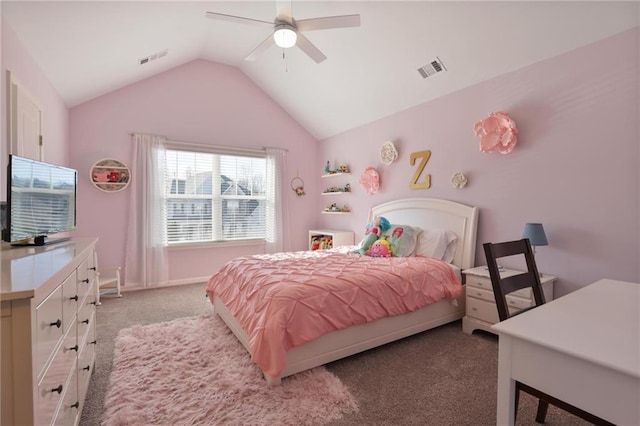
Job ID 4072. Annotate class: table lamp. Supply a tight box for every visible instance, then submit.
[522,223,548,276]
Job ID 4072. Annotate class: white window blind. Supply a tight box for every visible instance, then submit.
[163,147,267,244]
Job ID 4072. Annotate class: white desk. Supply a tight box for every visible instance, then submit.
[491,279,640,425]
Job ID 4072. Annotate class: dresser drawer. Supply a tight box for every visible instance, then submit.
[78,301,95,343]
[54,366,79,426]
[77,257,93,303]
[62,272,78,334]
[37,323,77,425]
[36,286,64,377]
[78,323,96,407]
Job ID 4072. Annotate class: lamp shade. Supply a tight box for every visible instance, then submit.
[522,223,548,246]
[273,25,297,48]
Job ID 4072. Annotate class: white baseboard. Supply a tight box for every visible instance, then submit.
[119,276,210,293]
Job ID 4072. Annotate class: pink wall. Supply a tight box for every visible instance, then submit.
[318,28,640,296]
[69,59,319,283]
[4,13,638,296]
[1,18,69,199]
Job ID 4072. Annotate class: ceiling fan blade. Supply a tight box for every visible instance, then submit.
[245,32,276,61]
[275,0,293,24]
[296,14,361,32]
[205,11,273,28]
[295,32,327,64]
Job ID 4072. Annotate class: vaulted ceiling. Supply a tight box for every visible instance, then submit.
[2,1,638,140]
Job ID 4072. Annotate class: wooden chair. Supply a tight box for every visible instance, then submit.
[94,251,122,305]
[483,239,614,425]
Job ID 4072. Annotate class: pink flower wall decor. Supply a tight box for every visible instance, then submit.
[473,111,518,154]
[359,166,380,195]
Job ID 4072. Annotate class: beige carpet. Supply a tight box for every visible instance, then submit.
[82,283,591,426]
[103,313,358,426]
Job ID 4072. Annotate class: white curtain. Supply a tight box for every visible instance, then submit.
[124,133,169,287]
[265,148,289,253]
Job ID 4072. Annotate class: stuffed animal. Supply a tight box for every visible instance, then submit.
[353,216,390,254]
[366,237,392,257]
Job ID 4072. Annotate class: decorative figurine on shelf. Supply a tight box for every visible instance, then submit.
[108,171,120,182]
[353,216,390,254]
[338,165,350,173]
[325,161,331,174]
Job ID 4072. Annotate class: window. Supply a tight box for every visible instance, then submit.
[163,147,267,245]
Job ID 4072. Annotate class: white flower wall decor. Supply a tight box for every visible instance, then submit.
[380,141,398,165]
[450,172,468,189]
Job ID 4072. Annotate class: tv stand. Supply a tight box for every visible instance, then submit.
[11,236,71,247]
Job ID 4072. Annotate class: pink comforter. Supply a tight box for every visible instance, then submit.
[206,250,462,378]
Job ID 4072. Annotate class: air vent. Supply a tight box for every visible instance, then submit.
[138,49,169,66]
[418,57,447,79]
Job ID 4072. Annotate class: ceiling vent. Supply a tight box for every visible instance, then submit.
[418,57,446,79]
[138,49,169,66]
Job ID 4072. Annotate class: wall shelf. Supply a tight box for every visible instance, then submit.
[321,172,351,178]
[90,158,130,192]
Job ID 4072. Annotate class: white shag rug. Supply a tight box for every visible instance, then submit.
[102,313,358,426]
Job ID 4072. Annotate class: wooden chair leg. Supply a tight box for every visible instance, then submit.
[535,400,549,423]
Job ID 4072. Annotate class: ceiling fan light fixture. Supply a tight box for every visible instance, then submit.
[273,24,297,48]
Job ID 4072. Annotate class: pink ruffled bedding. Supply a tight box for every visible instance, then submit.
[206,250,462,378]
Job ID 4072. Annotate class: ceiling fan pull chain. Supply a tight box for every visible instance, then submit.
[283,50,289,72]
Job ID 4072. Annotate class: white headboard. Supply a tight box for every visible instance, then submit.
[369,198,479,270]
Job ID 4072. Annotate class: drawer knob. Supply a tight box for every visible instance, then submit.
[50,319,62,328]
[89,266,97,271]
[71,402,80,409]
[51,385,63,394]
[90,301,97,305]
[81,278,90,284]
[81,319,90,325]
[90,340,97,345]
[69,295,78,301]
[68,345,79,352]
[82,365,91,371]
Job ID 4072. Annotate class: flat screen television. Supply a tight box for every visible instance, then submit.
[2,154,77,246]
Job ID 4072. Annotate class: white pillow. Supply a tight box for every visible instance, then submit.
[415,228,458,262]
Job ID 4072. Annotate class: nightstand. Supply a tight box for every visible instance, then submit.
[462,266,556,335]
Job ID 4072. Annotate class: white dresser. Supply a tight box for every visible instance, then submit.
[462,266,556,335]
[1,238,98,426]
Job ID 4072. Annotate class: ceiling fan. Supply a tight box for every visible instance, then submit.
[205,1,360,64]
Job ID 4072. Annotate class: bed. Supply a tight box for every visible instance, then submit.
[207,197,479,384]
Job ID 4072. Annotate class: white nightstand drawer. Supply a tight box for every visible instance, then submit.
[465,276,493,292]
[467,286,495,303]
[466,297,500,324]
[467,273,533,299]
[467,284,533,308]
[506,294,534,310]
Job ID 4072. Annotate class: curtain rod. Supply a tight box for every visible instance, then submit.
[129,133,288,154]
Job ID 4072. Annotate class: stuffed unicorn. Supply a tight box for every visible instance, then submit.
[353,216,390,255]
